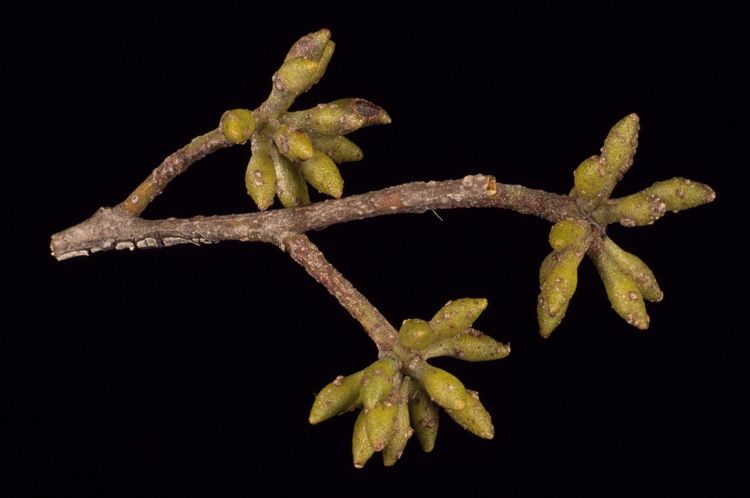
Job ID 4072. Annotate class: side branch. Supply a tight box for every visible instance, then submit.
[51,175,581,260]
[280,232,399,353]
[118,129,232,216]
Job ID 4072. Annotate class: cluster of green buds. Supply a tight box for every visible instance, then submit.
[218,29,391,210]
[537,114,715,336]
[309,298,509,467]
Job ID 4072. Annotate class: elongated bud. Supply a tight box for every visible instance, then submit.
[285,98,391,136]
[245,136,277,210]
[274,57,320,96]
[595,192,667,227]
[639,178,715,213]
[311,135,363,163]
[365,395,399,451]
[602,237,663,302]
[537,247,587,337]
[220,109,255,144]
[352,409,375,469]
[445,390,494,439]
[548,219,591,251]
[572,114,639,210]
[383,380,414,466]
[309,370,364,425]
[408,383,439,453]
[398,319,435,350]
[272,148,310,208]
[429,298,488,340]
[591,244,650,329]
[273,124,314,161]
[414,363,467,411]
[360,358,399,409]
[423,329,510,362]
[299,150,344,198]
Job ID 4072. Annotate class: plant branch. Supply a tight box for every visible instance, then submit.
[279,232,399,353]
[50,175,581,261]
[118,129,233,217]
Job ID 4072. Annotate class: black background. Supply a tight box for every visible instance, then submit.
[10,3,747,496]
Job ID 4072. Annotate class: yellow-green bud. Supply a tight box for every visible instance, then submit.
[408,383,439,453]
[383,380,413,466]
[352,409,375,469]
[429,298,488,340]
[245,137,277,211]
[309,370,364,425]
[273,57,320,96]
[220,109,255,145]
[272,148,310,208]
[285,98,391,136]
[299,150,344,198]
[360,358,399,409]
[537,247,586,337]
[602,237,663,302]
[592,247,650,330]
[640,177,716,213]
[539,251,558,286]
[571,113,639,210]
[601,113,640,179]
[548,219,592,251]
[311,135,363,163]
[445,390,494,440]
[571,155,606,203]
[398,319,435,350]
[273,124,314,162]
[595,192,667,227]
[417,364,468,411]
[423,329,510,362]
[365,396,399,451]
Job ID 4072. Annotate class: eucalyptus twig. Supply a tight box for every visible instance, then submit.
[49,175,578,261]
[49,28,716,468]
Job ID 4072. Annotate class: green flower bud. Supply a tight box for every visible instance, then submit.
[571,155,606,203]
[245,136,277,211]
[423,329,510,362]
[537,247,587,337]
[366,395,399,451]
[285,98,391,136]
[352,409,375,469]
[398,319,435,350]
[310,135,364,163]
[416,363,468,411]
[592,246,650,330]
[639,177,716,213]
[408,383,439,453]
[548,219,591,251]
[601,113,640,179]
[383,380,414,466]
[273,57,321,96]
[360,358,399,410]
[572,114,639,210]
[429,298,488,340]
[299,150,344,198]
[220,109,255,144]
[273,124,314,162]
[595,192,667,227]
[602,237,663,302]
[445,390,494,440]
[309,370,364,425]
[272,148,310,208]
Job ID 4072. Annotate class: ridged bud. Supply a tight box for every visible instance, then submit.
[423,329,510,362]
[245,136,277,210]
[352,409,374,469]
[602,237,663,302]
[310,135,363,163]
[416,364,467,411]
[591,246,650,330]
[285,98,391,136]
[429,298,488,340]
[299,150,344,198]
[273,124,314,162]
[272,149,310,208]
[382,380,413,466]
[309,370,364,425]
[360,358,399,410]
[445,389,494,440]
